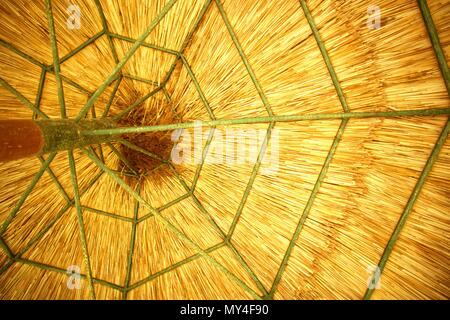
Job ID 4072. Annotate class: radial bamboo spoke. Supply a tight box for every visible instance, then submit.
[112,86,163,121]
[45,0,66,118]
[107,143,138,176]
[126,242,226,291]
[161,0,213,85]
[1,0,449,301]
[0,236,14,259]
[58,31,105,65]
[15,257,123,291]
[227,123,274,239]
[268,119,348,298]
[14,171,104,260]
[93,0,120,64]
[83,108,450,137]
[0,77,49,119]
[33,68,47,120]
[123,183,140,300]
[68,150,96,299]
[83,147,262,299]
[215,0,273,117]
[109,33,180,56]
[363,117,450,300]
[418,0,450,95]
[38,155,71,203]
[0,38,46,69]
[300,0,349,112]
[101,76,123,118]
[75,0,179,121]
[0,152,56,236]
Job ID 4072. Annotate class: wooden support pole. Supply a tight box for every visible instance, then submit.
[0,118,117,163]
[0,120,44,162]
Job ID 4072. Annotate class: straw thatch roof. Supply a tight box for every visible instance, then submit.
[0,0,449,299]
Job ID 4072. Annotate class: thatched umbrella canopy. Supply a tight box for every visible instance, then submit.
[0,0,449,299]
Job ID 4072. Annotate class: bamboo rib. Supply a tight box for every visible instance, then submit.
[0,0,449,300]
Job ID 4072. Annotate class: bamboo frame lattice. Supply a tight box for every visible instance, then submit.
[0,0,449,300]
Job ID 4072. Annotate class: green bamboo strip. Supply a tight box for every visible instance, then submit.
[215,0,273,117]
[88,146,101,163]
[185,188,268,296]
[15,201,73,259]
[102,76,123,118]
[33,68,47,120]
[83,147,261,299]
[267,119,348,298]
[163,85,172,103]
[226,123,274,239]
[97,144,105,163]
[144,163,167,177]
[86,103,106,164]
[91,97,98,119]
[15,258,123,291]
[45,69,93,96]
[117,139,168,164]
[137,193,190,223]
[76,0,179,121]
[56,31,105,65]
[0,152,56,236]
[189,193,226,237]
[0,236,14,259]
[180,55,216,120]
[161,0,213,85]
[127,242,226,291]
[0,77,49,119]
[174,188,227,251]
[82,206,134,223]
[191,127,216,191]
[60,73,93,96]
[107,143,138,176]
[0,38,46,69]
[162,56,181,86]
[156,193,190,212]
[162,85,182,120]
[118,138,168,164]
[128,156,266,296]
[112,86,163,121]
[300,0,349,112]
[84,108,450,136]
[364,117,450,300]
[15,171,104,259]
[166,163,227,239]
[68,150,96,300]
[93,0,120,64]
[418,0,450,96]
[0,260,14,276]
[162,86,172,101]
[45,0,66,118]
[123,183,141,300]
[167,163,192,191]
[38,156,71,203]
[227,241,268,297]
[109,33,180,56]
[110,169,139,178]
[16,257,67,275]
[180,0,213,55]
[123,73,160,87]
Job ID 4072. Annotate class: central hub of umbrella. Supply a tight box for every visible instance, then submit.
[116,98,179,179]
